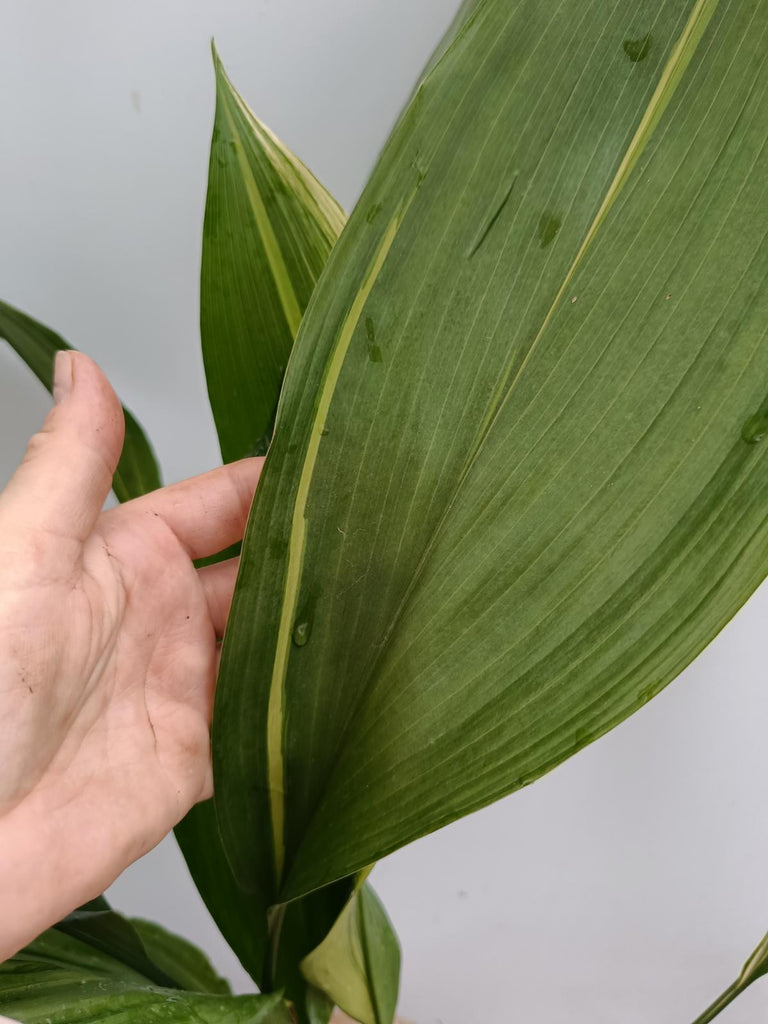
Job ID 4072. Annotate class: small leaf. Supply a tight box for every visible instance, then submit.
[0,299,162,502]
[200,43,346,463]
[180,47,349,992]
[301,884,400,1024]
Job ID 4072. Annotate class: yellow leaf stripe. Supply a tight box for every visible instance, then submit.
[218,77,304,337]
[475,0,721,445]
[267,208,411,885]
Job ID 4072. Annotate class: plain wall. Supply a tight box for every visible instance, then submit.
[1,3,766,1021]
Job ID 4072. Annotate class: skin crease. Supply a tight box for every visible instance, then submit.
[0,351,263,962]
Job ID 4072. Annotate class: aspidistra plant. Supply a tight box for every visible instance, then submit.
[2,2,768,1022]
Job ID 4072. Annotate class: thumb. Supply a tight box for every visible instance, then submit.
[2,351,125,542]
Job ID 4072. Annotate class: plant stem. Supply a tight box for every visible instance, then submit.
[690,979,745,1024]
[266,902,287,990]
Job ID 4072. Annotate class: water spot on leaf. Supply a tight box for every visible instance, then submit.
[367,203,383,224]
[365,316,376,342]
[537,212,561,248]
[292,620,311,647]
[368,345,383,363]
[623,34,652,63]
[741,410,768,444]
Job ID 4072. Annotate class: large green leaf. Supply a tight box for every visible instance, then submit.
[214,0,768,905]
[0,299,161,501]
[690,931,768,1023]
[301,883,400,1024]
[178,50,351,993]
[200,43,346,463]
[0,929,290,1024]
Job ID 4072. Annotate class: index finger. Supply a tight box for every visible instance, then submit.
[103,457,264,560]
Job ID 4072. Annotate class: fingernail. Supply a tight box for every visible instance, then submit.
[53,351,74,404]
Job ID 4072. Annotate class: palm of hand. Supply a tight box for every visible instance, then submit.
[0,510,216,845]
[0,354,260,953]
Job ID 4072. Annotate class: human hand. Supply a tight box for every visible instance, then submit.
[0,352,262,960]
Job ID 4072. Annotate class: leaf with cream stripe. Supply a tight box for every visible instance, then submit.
[213,0,768,916]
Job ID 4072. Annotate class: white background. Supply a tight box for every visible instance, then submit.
[1,3,767,1022]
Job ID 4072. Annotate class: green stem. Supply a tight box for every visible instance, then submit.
[265,903,287,991]
[690,979,746,1024]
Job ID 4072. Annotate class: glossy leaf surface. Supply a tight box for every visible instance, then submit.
[214,0,768,904]
[0,299,161,501]
[53,898,179,990]
[301,884,400,1024]
[0,929,290,1024]
[129,918,232,996]
[200,44,346,463]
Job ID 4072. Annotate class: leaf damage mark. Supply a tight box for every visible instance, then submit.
[741,406,768,445]
[537,211,562,249]
[623,33,652,63]
[365,316,383,363]
[466,173,518,258]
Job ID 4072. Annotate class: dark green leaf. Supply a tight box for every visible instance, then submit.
[213,0,768,904]
[269,878,352,1023]
[0,929,290,1024]
[129,918,231,996]
[54,898,179,990]
[200,43,346,463]
[174,800,269,986]
[0,299,162,502]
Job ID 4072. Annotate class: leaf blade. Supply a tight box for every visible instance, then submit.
[301,883,400,1024]
[0,299,161,501]
[213,0,768,905]
[0,928,290,1024]
[181,49,351,992]
[200,43,346,464]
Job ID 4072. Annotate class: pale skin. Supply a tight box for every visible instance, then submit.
[0,351,263,962]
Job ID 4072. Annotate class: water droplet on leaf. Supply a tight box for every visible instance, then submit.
[365,316,376,342]
[292,620,311,647]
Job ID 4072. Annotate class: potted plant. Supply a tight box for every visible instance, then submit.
[1,1,768,1021]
